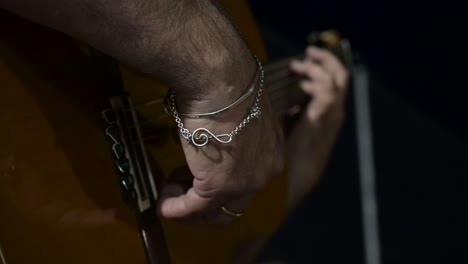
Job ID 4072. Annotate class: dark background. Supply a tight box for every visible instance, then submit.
[248,1,468,263]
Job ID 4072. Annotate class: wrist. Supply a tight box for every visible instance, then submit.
[174,53,257,114]
[168,58,265,147]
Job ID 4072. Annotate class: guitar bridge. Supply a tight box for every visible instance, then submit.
[102,96,158,213]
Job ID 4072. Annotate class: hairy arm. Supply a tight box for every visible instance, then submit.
[2,0,284,225]
[0,0,256,109]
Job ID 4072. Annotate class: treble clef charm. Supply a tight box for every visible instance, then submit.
[191,128,232,147]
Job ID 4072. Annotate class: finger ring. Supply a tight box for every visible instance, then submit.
[221,206,243,218]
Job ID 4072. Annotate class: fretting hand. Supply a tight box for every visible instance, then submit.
[288,46,349,207]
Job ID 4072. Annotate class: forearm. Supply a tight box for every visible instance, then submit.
[1,0,256,108]
[287,115,342,209]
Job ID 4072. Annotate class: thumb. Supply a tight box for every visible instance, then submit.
[157,187,215,218]
[157,165,217,218]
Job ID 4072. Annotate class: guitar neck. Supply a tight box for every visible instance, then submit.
[264,54,310,118]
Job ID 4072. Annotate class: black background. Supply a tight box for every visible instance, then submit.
[248,1,468,263]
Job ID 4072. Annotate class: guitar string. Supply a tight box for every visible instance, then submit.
[131,76,299,122]
[112,55,306,146]
[127,73,300,131]
[127,73,301,126]
[128,80,302,146]
[134,82,301,144]
[117,55,299,127]
[126,66,295,111]
[126,54,303,110]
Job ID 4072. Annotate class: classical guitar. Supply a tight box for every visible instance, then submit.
[0,1,352,263]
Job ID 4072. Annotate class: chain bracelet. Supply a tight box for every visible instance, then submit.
[168,59,264,147]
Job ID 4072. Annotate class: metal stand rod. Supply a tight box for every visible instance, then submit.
[353,65,381,264]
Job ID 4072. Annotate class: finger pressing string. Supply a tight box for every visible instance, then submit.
[299,81,335,124]
[291,60,334,88]
[306,46,349,90]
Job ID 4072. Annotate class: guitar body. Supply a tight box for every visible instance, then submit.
[0,1,287,263]
[0,12,149,264]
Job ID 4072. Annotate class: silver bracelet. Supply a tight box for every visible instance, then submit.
[168,59,265,147]
[177,57,262,119]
